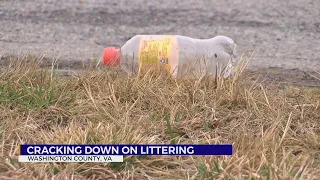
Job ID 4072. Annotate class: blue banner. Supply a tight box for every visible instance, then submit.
[19,144,232,156]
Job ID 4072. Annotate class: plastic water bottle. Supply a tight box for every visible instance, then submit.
[103,35,237,78]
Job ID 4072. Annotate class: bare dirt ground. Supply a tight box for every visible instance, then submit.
[1,0,320,86]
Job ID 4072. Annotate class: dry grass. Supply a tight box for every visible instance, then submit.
[0,54,319,180]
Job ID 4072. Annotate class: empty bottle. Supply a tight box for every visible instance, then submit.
[103,35,237,78]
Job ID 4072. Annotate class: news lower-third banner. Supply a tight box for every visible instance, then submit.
[19,144,232,156]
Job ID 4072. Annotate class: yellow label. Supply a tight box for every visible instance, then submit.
[138,35,173,73]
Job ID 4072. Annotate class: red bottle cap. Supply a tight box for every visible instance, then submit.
[103,47,120,66]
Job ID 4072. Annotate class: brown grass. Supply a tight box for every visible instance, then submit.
[0,54,319,179]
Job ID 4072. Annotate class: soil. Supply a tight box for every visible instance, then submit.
[1,0,320,87]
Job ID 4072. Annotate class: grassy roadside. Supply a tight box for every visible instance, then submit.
[0,55,319,179]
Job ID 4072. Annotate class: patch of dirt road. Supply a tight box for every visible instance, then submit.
[1,0,320,86]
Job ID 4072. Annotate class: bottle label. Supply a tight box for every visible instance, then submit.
[138,35,178,76]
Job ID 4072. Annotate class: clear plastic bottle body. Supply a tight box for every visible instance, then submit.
[118,35,237,78]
